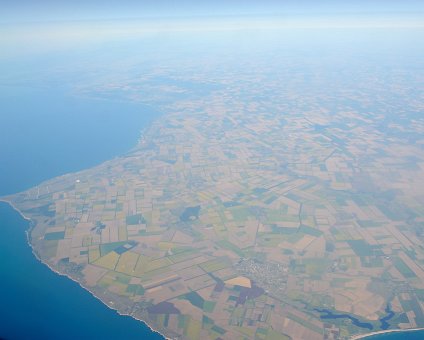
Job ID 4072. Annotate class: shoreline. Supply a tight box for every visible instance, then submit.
[0,104,172,339]
[0,198,32,222]
[5,196,423,340]
[352,328,424,339]
[0,199,170,340]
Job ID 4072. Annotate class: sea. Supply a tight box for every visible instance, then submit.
[364,330,424,339]
[0,84,163,339]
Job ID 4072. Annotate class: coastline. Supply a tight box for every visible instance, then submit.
[0,199,169,340]
[4,197,422,340]
[351,328,424,339]
[0,198,32,222]
[0,100,172,339]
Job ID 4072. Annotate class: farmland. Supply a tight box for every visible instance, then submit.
[4,54,424,339]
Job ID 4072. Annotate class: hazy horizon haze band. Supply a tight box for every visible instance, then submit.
[1,0,424,23]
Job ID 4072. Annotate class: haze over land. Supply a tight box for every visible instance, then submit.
[1,1,424,339]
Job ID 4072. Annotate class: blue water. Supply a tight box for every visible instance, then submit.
[0,85,159,196]
[315,308,424,339]
[0,203,163,340]
[364,330,424,339]
[0,86,163,339]
[380,304,395,330]
[315,308,374,330]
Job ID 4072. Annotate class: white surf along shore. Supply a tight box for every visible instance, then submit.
[0,197,169,340]
[351,328,424,339]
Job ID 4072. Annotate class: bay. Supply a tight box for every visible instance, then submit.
[0,85,159,196]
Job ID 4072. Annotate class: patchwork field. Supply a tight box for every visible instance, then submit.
[4,51,424,339]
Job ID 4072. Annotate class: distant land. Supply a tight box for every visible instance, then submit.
[1,19,424,339]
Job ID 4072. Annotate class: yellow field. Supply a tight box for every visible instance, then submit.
[225,276,251,288]
[115,251,139,275]
[88,246,101,263]
[94,251,120,270]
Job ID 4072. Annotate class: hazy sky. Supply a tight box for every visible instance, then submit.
[2,0,424,23]
[1,0,423,59]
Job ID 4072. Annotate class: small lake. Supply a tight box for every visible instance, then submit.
[315,308,373,330]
